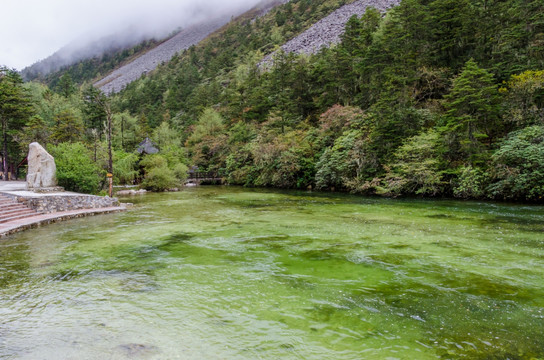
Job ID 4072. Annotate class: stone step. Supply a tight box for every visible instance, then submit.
[0,208,36,217]
[0,203,31,211]
[0,206,29,212]
[0,199,27,205]
[0,202,28,208]
[0,212,42,224]
[0,199,20,206]
[0,195,41,224]
[0,207,37,217]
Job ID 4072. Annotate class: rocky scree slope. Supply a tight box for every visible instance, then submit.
[262,0,399,65]
[94,16,231,94]
[95,0,288,94]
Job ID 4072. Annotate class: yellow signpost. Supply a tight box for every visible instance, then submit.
[107,173,113,197]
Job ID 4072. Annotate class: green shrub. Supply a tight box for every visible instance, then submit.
[140,154,179,191]
[380,130,444,197]
[49,142,101,194]
[488,126,544,200]
[453,165,489,199]
[315,130,361,190]
[171,163,188,182]
[113,150,139,185]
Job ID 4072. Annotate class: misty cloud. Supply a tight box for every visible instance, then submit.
[1,0,262,70]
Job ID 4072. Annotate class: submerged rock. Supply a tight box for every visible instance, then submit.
[116,343,160,357]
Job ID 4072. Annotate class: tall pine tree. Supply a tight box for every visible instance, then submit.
[0,67,33,178]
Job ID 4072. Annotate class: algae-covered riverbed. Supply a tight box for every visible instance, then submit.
[1,187,543,359]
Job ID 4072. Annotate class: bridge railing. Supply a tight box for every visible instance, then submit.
[188,171,224,180]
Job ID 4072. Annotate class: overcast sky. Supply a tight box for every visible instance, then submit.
[0,0,260,70]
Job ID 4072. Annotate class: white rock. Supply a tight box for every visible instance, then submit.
[26,142,57,189]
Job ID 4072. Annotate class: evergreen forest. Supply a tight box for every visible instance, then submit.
[1,0,543,201]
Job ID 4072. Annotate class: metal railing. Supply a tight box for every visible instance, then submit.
[187,171,223,180]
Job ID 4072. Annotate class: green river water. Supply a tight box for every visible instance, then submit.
[1,186,543,359]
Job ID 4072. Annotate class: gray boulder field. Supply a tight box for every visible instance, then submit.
[94,0,400,93]
[261,0,400,66]
[95,16,230,94]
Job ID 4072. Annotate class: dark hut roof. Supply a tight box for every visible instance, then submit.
[137,137,159,155]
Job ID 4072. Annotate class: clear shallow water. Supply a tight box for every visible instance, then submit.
[1,187,543,359]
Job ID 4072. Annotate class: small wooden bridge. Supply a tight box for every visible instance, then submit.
[186,171,225,185]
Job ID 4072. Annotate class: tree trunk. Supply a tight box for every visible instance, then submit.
[2,119,7,180]
[106,104,113,174]
[93,131,97,163]
[121,115,125,151]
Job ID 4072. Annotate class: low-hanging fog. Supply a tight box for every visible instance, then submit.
[1,0,263,72]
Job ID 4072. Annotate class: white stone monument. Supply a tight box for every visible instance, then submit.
[26,142,61,191]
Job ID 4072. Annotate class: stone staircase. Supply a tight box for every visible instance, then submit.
[0,195,41,224]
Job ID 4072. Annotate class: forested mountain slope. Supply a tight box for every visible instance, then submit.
[264,0,398,62]
[94,16,232,94]
[20,0,285,93]
[109,0,543,201]
[4,0,543,202]
[94,0,289,94]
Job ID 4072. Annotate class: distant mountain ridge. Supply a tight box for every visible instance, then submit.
[95,0,402,94]
[21,0,287,91]
[21,28,161,82]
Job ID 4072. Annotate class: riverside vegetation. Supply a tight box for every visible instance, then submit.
[1,0,543,200]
